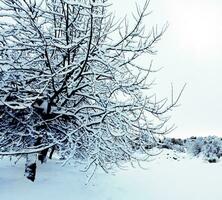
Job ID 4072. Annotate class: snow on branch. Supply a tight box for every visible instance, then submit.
[0,0,184,177]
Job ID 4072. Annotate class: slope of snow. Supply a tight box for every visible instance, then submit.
[1,150,222,200]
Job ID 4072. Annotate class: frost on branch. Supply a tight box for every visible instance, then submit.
[0,0,184,177]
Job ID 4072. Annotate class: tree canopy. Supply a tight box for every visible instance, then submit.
[0,0,184,180]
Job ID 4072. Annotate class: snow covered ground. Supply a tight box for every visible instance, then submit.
[1,150,222,200]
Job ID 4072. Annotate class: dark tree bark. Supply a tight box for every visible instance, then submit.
[38,148,49,163]
[49,146,55,159]
[25,163,37,182]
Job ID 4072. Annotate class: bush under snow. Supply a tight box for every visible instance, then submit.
[160,136,222,163]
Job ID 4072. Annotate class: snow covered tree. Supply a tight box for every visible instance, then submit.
[0,0,184,180]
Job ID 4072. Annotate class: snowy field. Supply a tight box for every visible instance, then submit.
[1,150,222,200]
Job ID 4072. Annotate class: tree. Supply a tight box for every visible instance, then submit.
[0,0,184,181]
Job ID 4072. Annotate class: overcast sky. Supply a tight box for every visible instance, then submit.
[111,0,222,138]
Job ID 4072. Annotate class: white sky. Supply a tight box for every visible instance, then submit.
[111,0,222,138]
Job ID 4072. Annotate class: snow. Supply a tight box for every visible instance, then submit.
[1,150,222,200]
